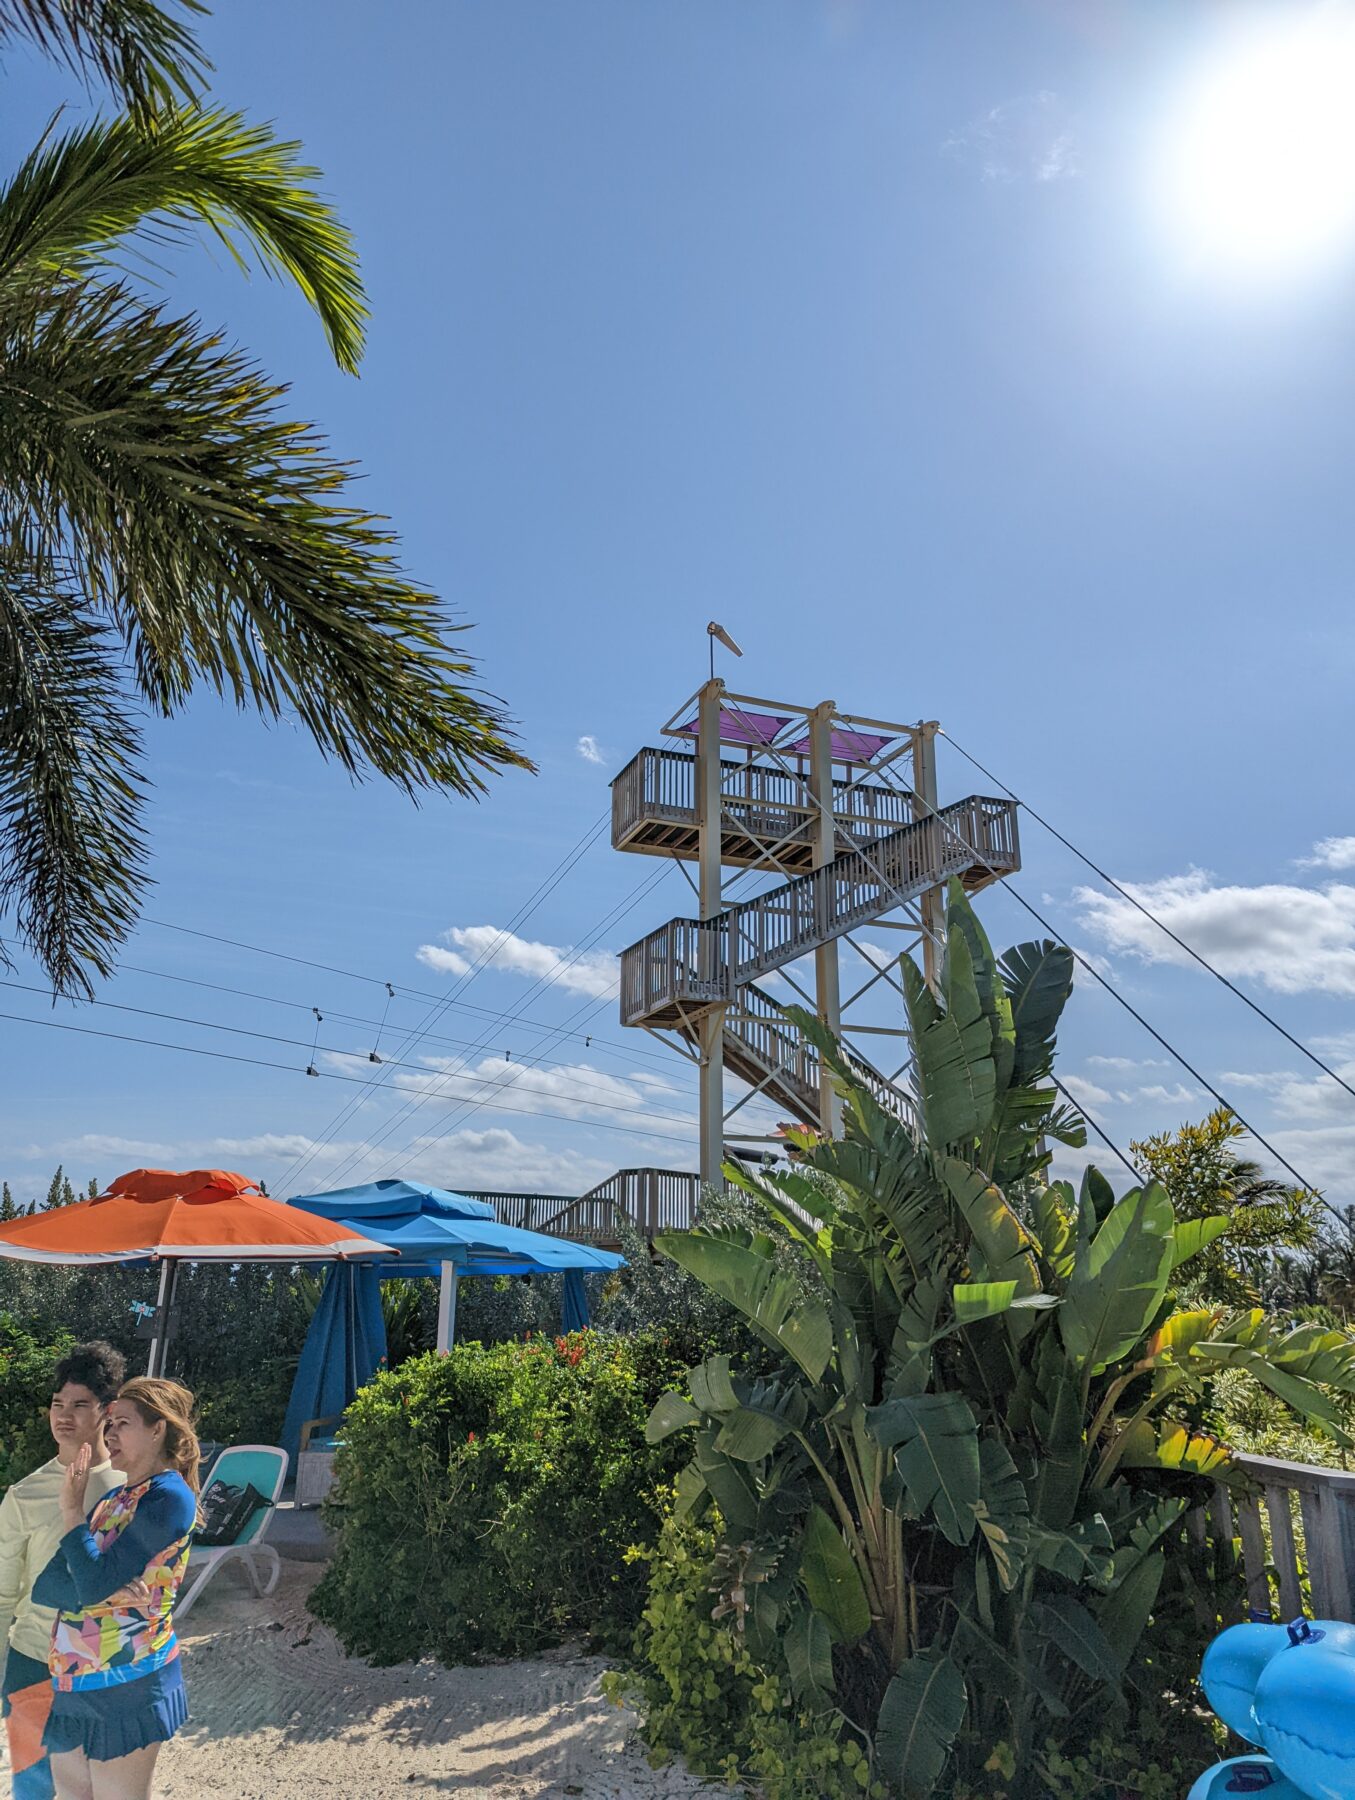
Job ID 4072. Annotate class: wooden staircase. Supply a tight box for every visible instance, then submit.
[619,794,1018,1013]
[722,979,920,1132]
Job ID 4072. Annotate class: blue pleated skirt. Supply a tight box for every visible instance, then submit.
[44,1657,186,1762]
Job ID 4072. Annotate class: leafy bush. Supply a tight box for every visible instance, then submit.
[638,884,1355,1799]
[609,1508,883,1799]
[309,1328,691,1664]
[0,1315,72,1494]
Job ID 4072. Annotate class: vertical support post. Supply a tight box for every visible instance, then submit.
[912,720,944,994]
[436,1263,459,1353]
[696,679,726,1189]
[807,700,842,1138]
[146,1259,174,1377]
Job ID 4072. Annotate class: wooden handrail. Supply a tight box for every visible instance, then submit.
[1192,1452,1355,1623]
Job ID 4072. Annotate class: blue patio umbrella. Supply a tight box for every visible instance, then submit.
[284,1181,624,1430]
[280,1255,387,1465]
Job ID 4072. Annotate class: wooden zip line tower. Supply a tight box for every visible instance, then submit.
[612,676,1022,1185]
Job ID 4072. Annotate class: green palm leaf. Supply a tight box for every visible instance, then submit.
[0,108,366,371]
[0,564,145,992]
[0,1,207,118]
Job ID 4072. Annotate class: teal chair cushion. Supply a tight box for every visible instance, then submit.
[197,1447,285,1546]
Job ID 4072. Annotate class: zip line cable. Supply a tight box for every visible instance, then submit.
[308,861,674,1189]
[940,729,1355,1111]
[276,810,613,1194]
[277,809,610,1185]
[0,978,695,1129]
[1049,1074,1143,1184]
[311,857,679,1192]
[861,754,1343,1225]
[0,1009,698,1149]
[0,938,680,1075]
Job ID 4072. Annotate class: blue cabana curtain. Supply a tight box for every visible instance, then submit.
[281,1260,387,1466]
[561,1269,589,1332]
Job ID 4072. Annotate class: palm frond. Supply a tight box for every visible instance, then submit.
[0,0,207,118]
[0,554,147,996]
[0,277,531,800]
[0,107,366,372]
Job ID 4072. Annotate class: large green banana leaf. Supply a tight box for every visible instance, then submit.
[999,938,1075,1087]
[940,1156,1041,1294]
[901,945,997,1146]
[876,1649,968,1800]
[974,1437,1029,1591]
[867,1391,981,1545]
[1059,1183,1176,1373]
[800,1502,872,1643]
[783,1599,835,1706]
[656,1230,833,1382]
[947,878,1016,1094]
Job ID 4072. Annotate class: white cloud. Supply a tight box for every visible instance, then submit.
[1086,1055,1169,1071]
[415,945,472,977]
[1135,1084,1202,1107]
[1061,1074,1114,1108]
[46,1133,179,1164]
[576,735,606,766]
[1222,1063,1355,1124]
[1075,869,1355,996]
[416,926,619,1000]
[943,91,1080,185]
[1299,836,1355,871]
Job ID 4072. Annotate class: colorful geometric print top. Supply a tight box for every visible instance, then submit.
[31,1472,197,1692]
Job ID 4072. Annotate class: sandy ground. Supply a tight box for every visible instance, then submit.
[152,1561,728,1800]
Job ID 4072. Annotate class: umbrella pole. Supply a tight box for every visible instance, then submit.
[436,1263,458,1353]
[146,1259,174,1377]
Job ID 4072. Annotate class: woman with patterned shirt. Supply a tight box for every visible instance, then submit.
[32,1379,200,1800]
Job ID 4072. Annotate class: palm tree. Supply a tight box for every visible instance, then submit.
[0,2,529,997]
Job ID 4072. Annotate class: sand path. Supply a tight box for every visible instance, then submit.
[155,1563,726,1800]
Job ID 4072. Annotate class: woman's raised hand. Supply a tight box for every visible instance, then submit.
[59,1442,92,1527]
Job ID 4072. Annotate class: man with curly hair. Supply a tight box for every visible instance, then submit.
[0,1342,125,1800]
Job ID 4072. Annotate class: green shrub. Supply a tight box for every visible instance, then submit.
[309,1328,690,1665]
[609,1508,884,1800]
[0,1315,71,1494]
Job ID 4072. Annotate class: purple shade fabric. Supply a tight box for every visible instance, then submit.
[784,728,896,762]
[676,709,793,746]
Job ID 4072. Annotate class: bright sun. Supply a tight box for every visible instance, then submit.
[1162,6,1355,274]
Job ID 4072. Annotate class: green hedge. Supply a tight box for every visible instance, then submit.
[309,1329,689,1665]
[0,1316,72,1494]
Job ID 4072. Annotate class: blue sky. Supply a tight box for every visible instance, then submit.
[7,0,1355,1207]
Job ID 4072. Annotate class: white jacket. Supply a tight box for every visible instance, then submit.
[0,1455,122,1666]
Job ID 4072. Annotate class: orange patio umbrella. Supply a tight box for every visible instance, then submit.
[0,1167,394,1373]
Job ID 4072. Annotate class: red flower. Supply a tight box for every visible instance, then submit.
[467,1430,477,1442]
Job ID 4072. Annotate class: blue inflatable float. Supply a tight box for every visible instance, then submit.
[1194,1617,1355,1800]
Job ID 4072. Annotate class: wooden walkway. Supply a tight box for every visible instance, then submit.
[465,1168,701,1251]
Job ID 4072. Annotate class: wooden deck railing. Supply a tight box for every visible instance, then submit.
[612,746,913,854]
[466,1171,703,1246]
[1198,1452,1355,1622]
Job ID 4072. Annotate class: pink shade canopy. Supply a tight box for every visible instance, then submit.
[676,709,793,747]
[783,728,896,762]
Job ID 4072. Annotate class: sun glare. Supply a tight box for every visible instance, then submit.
[1160,6,1355,276]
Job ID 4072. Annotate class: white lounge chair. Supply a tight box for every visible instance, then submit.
[176,1444,287,1621]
